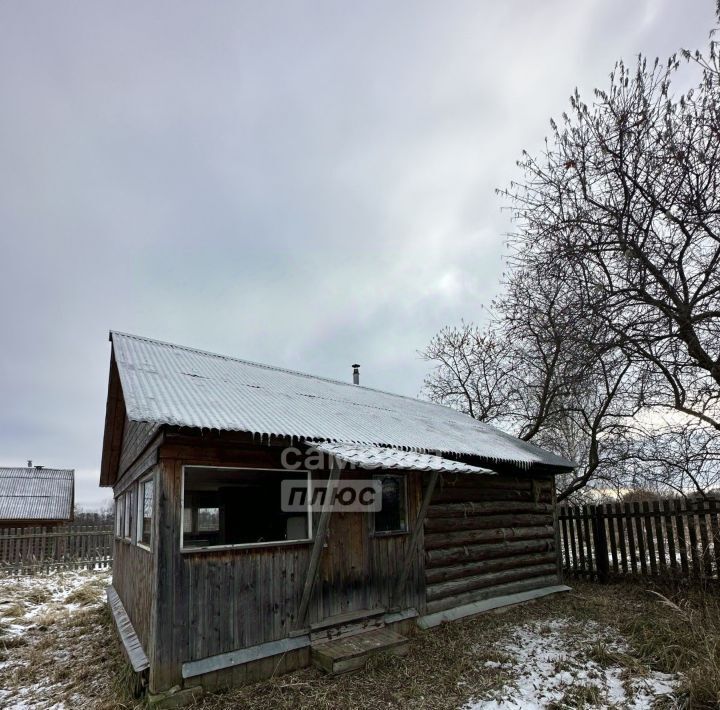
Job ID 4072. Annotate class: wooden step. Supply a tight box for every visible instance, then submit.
[311,628,409,675]
[309,607,386,643]
[310,607,385,632]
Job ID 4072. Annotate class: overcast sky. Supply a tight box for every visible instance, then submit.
[0,1,715,508]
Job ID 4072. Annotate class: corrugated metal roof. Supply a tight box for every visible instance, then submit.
[110,331,574,470]
[309,442,495,474]
[0,468,74,522]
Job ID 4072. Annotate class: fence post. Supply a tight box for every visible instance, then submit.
[592,506,610,583]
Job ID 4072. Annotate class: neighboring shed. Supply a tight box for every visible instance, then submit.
[99,331,574,700]
[0,467,75,526]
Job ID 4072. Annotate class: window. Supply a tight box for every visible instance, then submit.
[123,488,134,541]
[138,476,154,547]
[182,467,311,550]
[115,496,124,538]
[373,474,407,534]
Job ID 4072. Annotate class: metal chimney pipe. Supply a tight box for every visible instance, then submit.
[352,364,360,385]
[27,460,32,468]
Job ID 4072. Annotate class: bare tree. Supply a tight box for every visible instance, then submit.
[425,23,720,501]
[502,42,720,432]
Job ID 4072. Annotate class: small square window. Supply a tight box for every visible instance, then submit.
[373,474,407,534]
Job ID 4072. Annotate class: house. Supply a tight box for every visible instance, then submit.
[0,465,74,527]
[100,331,574,701]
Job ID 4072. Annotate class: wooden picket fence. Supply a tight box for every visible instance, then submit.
[559,498,720,583]
[0,523,113,575]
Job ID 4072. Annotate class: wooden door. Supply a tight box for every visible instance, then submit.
[318,510,370,618]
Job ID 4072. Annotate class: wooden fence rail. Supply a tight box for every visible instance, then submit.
[0,523,113,575]
[559,499,720,582]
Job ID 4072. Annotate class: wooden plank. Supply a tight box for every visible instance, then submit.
[697,500,713,578]
[425,537,555,567]
[633,502,647,576]
[182,634,311,678]
[426,552,558,585]
[312,628,408,675]
[427,501,553,518]
[652,501,667,575]
[424,525,554,550]
[582,505,594,578]
[674,498,690,577]
[642,501,657,577]
[425,574,559,614]
[591,506,609,583]
[613,503,628,574]
[663,499,678,576]
[566,506,579,575]
[424,513,551,533]
[560,506,571,571]
[709,499,720,578]
[296,463,342,628]
[624,502,638,574]
[573,507,586,575]
[606,504,618,574]
[426,563,558,602]
[391,470,438,608]
[687,500,701,577]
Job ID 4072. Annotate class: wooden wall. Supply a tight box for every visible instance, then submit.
[423,473,559,614]
[148,440,428,692]
[113,536,155,649]
[117,417,161,478]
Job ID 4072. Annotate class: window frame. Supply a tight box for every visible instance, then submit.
[123,486,135,542]
[371,473,409,536]
[180,465,313,553]
[136,474,155,551]
[115,495,124,539]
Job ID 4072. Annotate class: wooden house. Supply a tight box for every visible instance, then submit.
[100,331,573,702]
[0,465,74,527]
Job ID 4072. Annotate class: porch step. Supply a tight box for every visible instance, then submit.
[311,628,409,675]
[309,607,386,643]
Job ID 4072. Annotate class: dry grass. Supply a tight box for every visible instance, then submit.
[171,581,720,710]
[3,573,720,708]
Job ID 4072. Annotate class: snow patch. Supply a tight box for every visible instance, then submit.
[465,618,677,710]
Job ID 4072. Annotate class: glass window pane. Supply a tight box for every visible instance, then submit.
[140,479,154,545]
[374,475,407,533]
[182,468,311,549]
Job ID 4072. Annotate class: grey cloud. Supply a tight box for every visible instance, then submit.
[0,0,715,506]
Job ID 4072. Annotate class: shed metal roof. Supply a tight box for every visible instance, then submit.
[309,443,495,475]
[110,331,574,470]
[0,468,74,523]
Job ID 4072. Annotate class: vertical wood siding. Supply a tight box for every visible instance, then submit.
[142,443,429,691]
[118,417,161,478]
[112,537,154,649]
[423,473,559,614]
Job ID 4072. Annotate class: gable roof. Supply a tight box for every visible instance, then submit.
[0,468,74,523]
[106,331,574,474]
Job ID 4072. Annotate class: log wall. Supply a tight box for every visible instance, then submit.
[424,473,559,614]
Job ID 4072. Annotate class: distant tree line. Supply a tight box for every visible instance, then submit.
[424,17,720,502]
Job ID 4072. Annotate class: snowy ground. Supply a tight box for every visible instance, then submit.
[0,573,688,709]
[464,618,677,710]
[0,569,121,710]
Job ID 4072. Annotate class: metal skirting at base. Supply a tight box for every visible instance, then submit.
[417,584,572,629]
[106,585,150,672]
[182,635,311,679]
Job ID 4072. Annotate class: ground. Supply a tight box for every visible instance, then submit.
[0,571,716,709]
